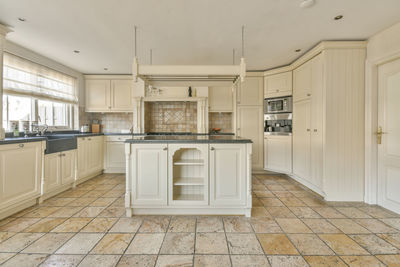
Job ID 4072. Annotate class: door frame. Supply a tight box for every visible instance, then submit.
[365,51,400,204]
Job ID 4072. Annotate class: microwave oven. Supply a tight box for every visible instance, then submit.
[264,96,292,114]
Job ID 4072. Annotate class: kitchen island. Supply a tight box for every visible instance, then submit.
[125,135,253,217]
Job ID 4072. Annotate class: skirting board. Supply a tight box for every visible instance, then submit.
[75,170,103,186]
[127,208,251,217]
[39,182,75,202]
[0,198,38,220]
[289,174,326,198]
[103,168,125,174]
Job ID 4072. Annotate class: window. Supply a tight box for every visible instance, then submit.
[2,53,78,131]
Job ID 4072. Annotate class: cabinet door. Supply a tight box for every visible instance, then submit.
[85,79,111,112]
[264,71,292,98]
[0,142,42,210]
[131,144,168,206]
[77,138,88,179]
[44,153,61,193]
[210,144,246,206]
[237,106,263,170]
[237,77,263,106]
[105,142,126,170]
[293,100,311,180]
[208,86,233,112]
[87,136,104,174]
[293,60,312,102]
[61,150,76,185]
[264,136,292,173]
[111,80,133,111]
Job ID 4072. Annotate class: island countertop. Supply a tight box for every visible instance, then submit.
[125,135,252,144]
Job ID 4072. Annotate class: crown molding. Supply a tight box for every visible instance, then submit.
[0,24,12,37]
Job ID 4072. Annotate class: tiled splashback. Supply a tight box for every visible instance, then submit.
[209,112,233,133]
[144,102,197,133]
[79,107,133,133]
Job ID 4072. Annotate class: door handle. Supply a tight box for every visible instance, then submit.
[210,147,215,151]
[306,129,311,132]
[163,147,168,151]
[376,126,387,145]
[18,144,24,148]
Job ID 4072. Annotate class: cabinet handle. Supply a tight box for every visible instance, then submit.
[237,128,241,130]
[210,147,215,151]
[276,89,279,92]
[314,129,317,132]
[307,129,311,132]
[82,137,85,140]
[307,93,311,96]
[18,144,24,148]
[163,147,168,151]
[88,138,92,141]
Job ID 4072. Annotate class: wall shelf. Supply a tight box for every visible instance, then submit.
[173,159,204,166]
[174,177,204,186]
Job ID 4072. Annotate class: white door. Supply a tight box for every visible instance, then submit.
[85,79,111,112]
[264,135,292,174]
[210,144,246,206]
[77,138,88,179]
[378,58,400,214]
[293,100,311,181]
[87,137,103,174]
[44,153,61,193]
[111,80,133,111]
[131,144,168,206]
[105,142,126,171]
[61,150,76,185]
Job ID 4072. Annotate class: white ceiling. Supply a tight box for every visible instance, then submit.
[0,0,400,74]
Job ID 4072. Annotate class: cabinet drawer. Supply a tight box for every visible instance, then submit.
[105,135,131,142]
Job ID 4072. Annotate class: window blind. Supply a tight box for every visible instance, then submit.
[3,53,78,103]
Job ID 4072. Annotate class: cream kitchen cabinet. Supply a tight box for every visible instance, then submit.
[77,136,104,182]
[264,135,292,174]
[293,100,311,181]
[264,71,292,98]
[208,86,233,112]
[237,106,263,171]
[0,141,45,220]
[85,77,133,112]
[104,135,131,173]
[237,76,263,106]
[43,150,76,198]
[293,59,312,102]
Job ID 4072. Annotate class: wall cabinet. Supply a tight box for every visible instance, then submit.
[237,106,263,170]
[237,77,263,106]
[43,150,76,195]
[264,135,292,174]
[293,59,312,102]
[77,136,104,181]
[208,86,233,112]
[264,71,292,98]
[0,142,44,219]
[85,78,133,112]
[104,135,131,173]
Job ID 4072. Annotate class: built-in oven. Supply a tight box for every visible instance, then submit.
[264,113,292,135]
[264,96,292,114]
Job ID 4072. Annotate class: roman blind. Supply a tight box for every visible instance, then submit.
[3,53,78,103]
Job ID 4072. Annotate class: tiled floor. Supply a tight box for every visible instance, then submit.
[0,173,400,266]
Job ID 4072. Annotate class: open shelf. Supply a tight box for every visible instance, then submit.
[174,177,204,186]
[173,159,204,166]
[173,193,204,201]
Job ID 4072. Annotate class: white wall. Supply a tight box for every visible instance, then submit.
[365,21,400,204]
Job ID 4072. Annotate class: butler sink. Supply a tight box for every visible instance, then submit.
[45,134,77,154]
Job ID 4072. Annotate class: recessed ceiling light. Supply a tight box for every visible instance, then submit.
[334,15,343,20]
[300,0,315,8]
[18,18,26,22]
[104,68,108,71]
[73,50,80,54]
[295,49,302,52]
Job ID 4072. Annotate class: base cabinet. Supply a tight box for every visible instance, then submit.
[264,135,292,174]
[104,135,132,173]
[77,136,104,182]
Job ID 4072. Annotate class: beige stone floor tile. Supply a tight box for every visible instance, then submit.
[0,217,15,227]
[302,219,342,234]
[380,218,400,230]
[195,233,228,254]
[250,218,282,233]
[328,219,371,234]
[47,207,83,218]
[254,190,275,198]
[252,198,263,207]
[290,190,314,198]
[226,233,263,254]
[117,255,157,267]
[89,197,117,207]
[350,234,399,254]
[354,218,398,233]
[273,191,294,198]
[58,190,88,198]
[260,198,285,207]
[102,190,125,198]
[266,184,286,191]
[80,218,118,232]
[42,197,76,207]
[252,185,267,191]
[287,234,335,255]
[231,255,270,267]
[304,255,347,267]
[155,255,193,267]
[90,233,133,254]
[358,206,399,219]
[110,217,142,233]
[375,254,400,267]
[251,207,272,218]
[312,207,346,218]
[23,218,66,233]
[267,256,308,267]
[257,234,298,255]
[0,253,15,265]
[81,190,108,198]
[23,207,60,218]
[0,217,40,232]
[265,206,296,218]
[279,197,307,207]
[335,207,372,218]
[79,255,121,267]
[66,197,97,207]
[0,232,15,243]
[168,216,195,232]
[223,217,253,233]
[139,216,170,233]
[341,255,385,267]
[377,233,400,249]
[1,253,49,267]
[318,234,369,255]
[196,216,224,232]
[299,197,328,207]
[125,233,164,254]
[98,206,126,217]
[56,233,104,254]
[41,254,84,267]
[51,218,92,233]
[194,255,231,267]
[73,207,106,217]
[275,218,312,233]
[160,233,195,254]
[0,232,44,252]
[109,198,125,207]
[289,207,321,218]
[22,233,73,254]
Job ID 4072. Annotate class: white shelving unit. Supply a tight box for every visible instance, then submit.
[168,144,209,206]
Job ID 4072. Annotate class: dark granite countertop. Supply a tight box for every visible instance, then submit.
[125,135,252,144]
[0,136,47,145]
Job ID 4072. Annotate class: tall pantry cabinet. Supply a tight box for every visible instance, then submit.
[292,43,366,201]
